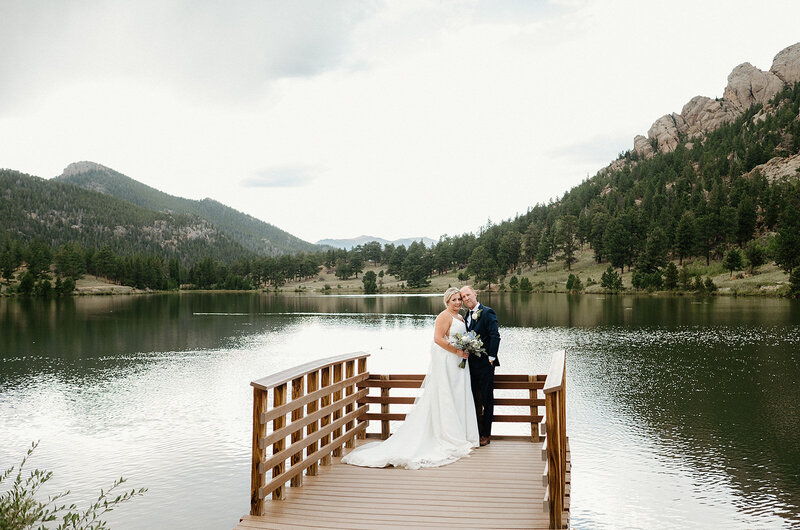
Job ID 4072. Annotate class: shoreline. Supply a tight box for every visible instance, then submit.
[0,248,792,299]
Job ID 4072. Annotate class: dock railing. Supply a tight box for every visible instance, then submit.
[248,350,569,527]
[542,350,569,528]
[357,372,546,441]
[249,352,370,515]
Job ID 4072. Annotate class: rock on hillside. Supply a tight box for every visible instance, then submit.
[633,42,800,157]
[744,152,800,183]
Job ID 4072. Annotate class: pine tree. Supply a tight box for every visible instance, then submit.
[362,270,378,294]
[600,266,623,292]
[664,262,679,290]
[723,248,743,278]
[675,211,697,265]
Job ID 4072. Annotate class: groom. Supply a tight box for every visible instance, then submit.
[460,285,500,446]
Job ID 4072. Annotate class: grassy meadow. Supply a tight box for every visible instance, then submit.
[282,246,791,297]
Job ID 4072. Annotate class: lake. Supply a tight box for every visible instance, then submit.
[1,292,799,529]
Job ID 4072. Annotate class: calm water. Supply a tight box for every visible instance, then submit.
[1,293,799,529]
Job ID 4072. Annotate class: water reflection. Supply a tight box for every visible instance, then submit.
[1,293,799,529]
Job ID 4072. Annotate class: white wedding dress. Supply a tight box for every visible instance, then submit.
[342,317,479,469]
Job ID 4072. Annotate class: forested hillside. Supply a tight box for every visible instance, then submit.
[0,169,251,263]
[55,162,318,256]
[2,80,800,296]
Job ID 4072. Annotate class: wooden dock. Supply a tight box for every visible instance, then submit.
[237,351,570,529]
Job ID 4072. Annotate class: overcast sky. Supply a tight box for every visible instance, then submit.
[2,1,799,244]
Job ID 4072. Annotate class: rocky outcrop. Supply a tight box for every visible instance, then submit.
[745,152,800,183]
[633,42,800,158]
[647,113,687,152]
[680,96,741,138]
[722,62,784,109]
[633,135,654,158]
[60,161,114,177]
[770,42,800,85]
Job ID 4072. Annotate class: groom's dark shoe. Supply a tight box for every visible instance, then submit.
[479,436,491,446]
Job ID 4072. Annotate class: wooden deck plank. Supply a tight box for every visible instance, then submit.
[236,439,556,529]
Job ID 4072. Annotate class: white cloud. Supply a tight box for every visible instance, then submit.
[2,1,800,243]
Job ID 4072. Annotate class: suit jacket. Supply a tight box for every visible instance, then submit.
[467,303,500,366]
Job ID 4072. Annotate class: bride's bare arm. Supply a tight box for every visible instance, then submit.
[433,312,467,358]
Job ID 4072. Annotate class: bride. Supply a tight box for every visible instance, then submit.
[342,287,479,469]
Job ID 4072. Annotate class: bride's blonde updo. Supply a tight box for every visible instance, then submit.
[443,287,460,306]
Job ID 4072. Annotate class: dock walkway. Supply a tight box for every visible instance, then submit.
[237,438,550,529]
[238,351,569,529]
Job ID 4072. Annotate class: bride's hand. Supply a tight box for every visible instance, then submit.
[458,350,468,359]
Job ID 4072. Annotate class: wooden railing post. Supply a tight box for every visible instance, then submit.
[380,374,390,439]
[306,370,319,476]
[543,350,567,529]
[249,352,370,507]
[332,363,344,457]
[272,383,287,500]
[250,387,268,515]
[344,360,356,449]
[320,366,332,466]
[290,375,304,488]
[529,375,540,442]
[356,357,368,439]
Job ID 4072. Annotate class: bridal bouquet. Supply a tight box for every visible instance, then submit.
[448,331,486,369]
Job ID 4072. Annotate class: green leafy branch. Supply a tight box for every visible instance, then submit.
[0,441,147,530]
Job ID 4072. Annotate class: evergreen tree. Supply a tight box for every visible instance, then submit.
[386,244,406,278]
[603,217,630,273]
[24,239,52,279]
[0,239,18,281]
[735,195,757,248]
[401,242,432,288]
[94,245,117,279]
[58,276,76,295]
[789,267,800,298]
[774,200,800,274]
[335,259,353,280]
[18,271,34,295]
[363,241,383,264]
[663,262,679,290]
[723,248,743,277]
[522,223,541,267]
[54,242,86,279]
[519,276,533,292]
[468,245,498,285]
[589,211,609,263]
[168,257,181,285]
[349,253,364,278]
[679,264,691,290]
[600,265,623,292]
[637,225,668,273]
[362,270,378,294]
[497,231,522,274]
[556,215,579,271]
[566,274,583,292]
[675,211,697,265]
[535,230,553,271]
[744,241,766,273]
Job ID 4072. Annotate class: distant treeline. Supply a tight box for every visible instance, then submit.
[3,82,800,296]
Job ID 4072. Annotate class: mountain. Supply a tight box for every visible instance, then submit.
[316,235,436,249]
[469,41,800,287]
[0,169,251,263]
[628,42,800,160]
[55,161,318,256]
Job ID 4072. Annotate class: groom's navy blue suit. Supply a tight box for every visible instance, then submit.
[466,303,500,438]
